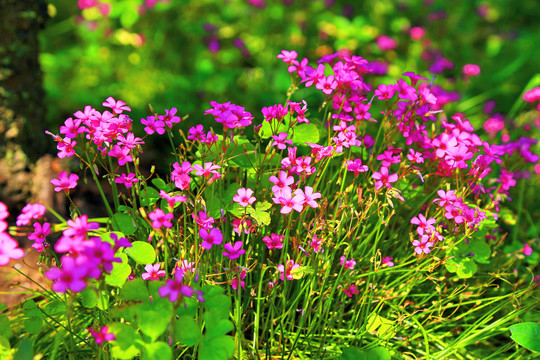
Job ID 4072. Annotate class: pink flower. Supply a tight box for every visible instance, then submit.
[117,133,144,149]
[16,203,46,226]
[50,172,79,193]
[340,255,356,270]
[171,161,193,190]
[142,263,166,280]
[277,260,300,281]
[294,186,321,208]
[28,222,51,244]
[316,75,338,95]
[0,202,8,220]
[102,97,131,114]
[269,171,294,194]
[412,236,434,255]
[277,50,298,65]
[271,133,294,150]
[193,162,221,180]
[376,35,397,51]
[231,270,247,290]
[272,187,303,214]
[57,138,77,158]
[411,213,437,235]
[45,256,87,293]
[222,241,245,260]
[372,167,399,190]
[158,107,181,128]
[158,274,194,302]
[0,232,25,266]
[88,325,115,345]
[174,259,195,277]
[233,188,256,208]
[199,228,223,250]
[141,116,166,135]
[159,190,187,209]
[343,284,359,297]
[192,211,215,230]
[382,256,394,267]
[523,243,533,256]
[262,233,284,250]
[60,118,85,138]
[463,64,481,76]
[148,209,173,229]
[115,173,139,188]
[108,145,133,166]
[410,27,425,40]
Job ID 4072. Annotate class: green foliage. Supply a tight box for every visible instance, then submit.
[126,241,156,264]
[509,322,540,352]
[342,346,391,360]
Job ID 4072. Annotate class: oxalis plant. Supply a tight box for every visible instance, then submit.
[1,50,539,360]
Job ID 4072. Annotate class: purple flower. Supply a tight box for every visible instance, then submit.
[45,256,87,293]
[158,107,181,128]
[222,241,245,260]
[88,325,115,345]
[158,275,194,302]
[141,116,166,135]
[262,234,284,250]
[199,228,223,250]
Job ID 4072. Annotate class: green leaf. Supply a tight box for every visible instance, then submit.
[97,291,110,311]
[176,297,198,317]
[126,241,156,264]
[81,288,98,308]
[456,258,477,278]
[509,322,540,352]
[204,294,231,320]
[13,338,33,360]
[198,336,234,360]
[229,140,257,169]
[135,300,172,341]
[290,265,313,280]
[292,123,319,145]
[341,346,391,360]
[0,315,12,338]
[121,279,149,301]
[22,301,42,318]
[23,318,42,334]
[105,253,131,287]
[247,206,271,226]
[0,336,10,351]
[151,178,171,192]
[205,318,233,341]
[44,300,65,316]
[100,231,125,246]
[175,315,201,346]
[469,239,491,263]
[142,341,172,360]
[139,187,160,207]
[112,213,137,235]
[109,323,142,359]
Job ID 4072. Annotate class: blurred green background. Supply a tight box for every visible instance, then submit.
[40,0,540,136]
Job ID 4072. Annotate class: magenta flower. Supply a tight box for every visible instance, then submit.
[107,145,133,166]
[271,133,294,150]
[222,241,245,260]
[233,188,256,208]
[433,190,457,208]
[382,256,394,267]
[57,138,77,158]
[294,186,321,209]
[173,259,195,277]
[102,97,131,114]
[262,233,284,250]
[276,50,298,65]
[45,256,87,293]
[269,171,294,194]
[277,260,300,281]
[193,162,221,180]
[142,263,166,281]
[316,75,338,95]
[463,64,481,76]
[0,232,25,266]
[372,167,399,190]
[343,284,359,297]
[158,107,181,128]
[523,244,533,256]
[345,159,369,175]
[28,222,51,245]
[149,209,174,229]
[60,118,85,138]
[374,83,396,100]
[141,116,166,135]
[231,270,247,291]
[51,171,79,193]
[0,202,7,220]
[199,228,223,250]
[412,236,434,255]
[188,124,205,141]
[232,218,252,235]
[272,187,303,214]
[117,133,144,149]
[376,35,397,51]
[411,213,437,235]
[340,255,356,270]
[115,173,139,188]
[88,325,115,345]
[171,161,193,190]
[16,203,46,226]
[158,275,194,302]
[159,190,187,209]
[192,211,215,230]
